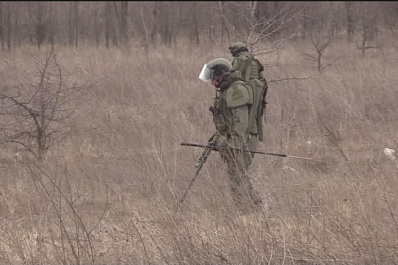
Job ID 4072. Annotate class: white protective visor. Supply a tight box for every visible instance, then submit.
[198,64,213,82]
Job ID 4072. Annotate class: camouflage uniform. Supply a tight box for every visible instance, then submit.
[199,58,262,208]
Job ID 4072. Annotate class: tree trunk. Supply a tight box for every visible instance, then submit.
[302,8,308,40]
[192,2,199,45]
[120,1,128,45]
[69,2,78,48]
[160,2,173,46]
[12,8,17,49]
[105,2,111,48]
[219,1,229,43]
[6,2,10,51]
[49,2,55,49]
[0,2,3,50]
[94,7,102,48]
[36,2,44,50]
[150,2,158,48]
[74,1,78,48]
[69,2,73,48]
[345,1,355,41]
[248,1,258,48]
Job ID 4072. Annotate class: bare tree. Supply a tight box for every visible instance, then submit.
[345,1,356,41]
[0,2,396,49]
[207,3,215,42]
[150,2,158,48]
[69,1,78,48]
[48,1,56,49]
[104,1,118,48]
[36,2,46,50]
[158,2,175,47]
[93,3,103,48]
[355,2,381,57]
[305,33,338,74]
[304,3,339,74]
[218,1,230,44]
[0,2,3,49]
[191,2,200,45]
[0,49,86,159]
[105,1,111,48]
[120,1,128,46]
[218,1,305,54]
[74,1,78,48]
[111,1,128,47]
[5,1,11,50]
[140,8,155,62]
[248,1,259,45]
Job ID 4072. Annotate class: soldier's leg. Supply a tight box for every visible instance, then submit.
[239,151,262,206]
[243,136,263,206]
[226,156,245,206]
[226,151,259,207]
[246,134,259,160]
[220,148,243,205]
[225,141,262,208]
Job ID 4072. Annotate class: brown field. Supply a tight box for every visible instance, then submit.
[1,35,398,264]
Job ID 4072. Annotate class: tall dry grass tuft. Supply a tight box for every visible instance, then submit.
[0,37,398,264]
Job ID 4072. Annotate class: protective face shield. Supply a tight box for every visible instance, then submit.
[199,64,213,82]
[199,58,232,83]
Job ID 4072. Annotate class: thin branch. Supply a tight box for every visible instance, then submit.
[268,75,316,84]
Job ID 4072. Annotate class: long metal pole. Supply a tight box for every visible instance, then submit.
[180,142,313,160]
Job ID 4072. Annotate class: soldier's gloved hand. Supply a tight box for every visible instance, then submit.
[215,135,228,150]
[215,135,230,161]
[228,135,248,153]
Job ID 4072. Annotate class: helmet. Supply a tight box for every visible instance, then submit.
[199,58,232,82]
[229,42,248,56]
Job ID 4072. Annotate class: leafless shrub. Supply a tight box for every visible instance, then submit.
[26,158,101,264]
[304,33,340,74]
[354,2,383,57]
[218,1,306,54]
[323,124,349,162]
[0,49,88,160]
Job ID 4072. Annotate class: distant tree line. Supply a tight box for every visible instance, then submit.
[0,1,397,50]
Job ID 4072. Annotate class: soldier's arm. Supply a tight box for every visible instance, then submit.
[231,106,249,138]
[226,84,250,139]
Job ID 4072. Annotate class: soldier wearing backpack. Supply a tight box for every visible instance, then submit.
[229,42,268,129]
[199,58,263,210]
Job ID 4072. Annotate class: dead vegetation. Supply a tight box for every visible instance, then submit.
[0,34,398,264]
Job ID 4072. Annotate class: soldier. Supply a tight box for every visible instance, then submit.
[199,58,263,209]
[229,42,268,124]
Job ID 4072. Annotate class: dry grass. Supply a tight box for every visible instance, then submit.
[0,36,398,264]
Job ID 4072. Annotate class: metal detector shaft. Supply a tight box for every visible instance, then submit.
[181,142,313,160]
[178,135,219,204]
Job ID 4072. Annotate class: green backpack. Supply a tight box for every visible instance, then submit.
[235,54,268,141]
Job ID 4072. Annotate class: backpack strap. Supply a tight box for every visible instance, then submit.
[244,55,254,82]
[244,79,264,141]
